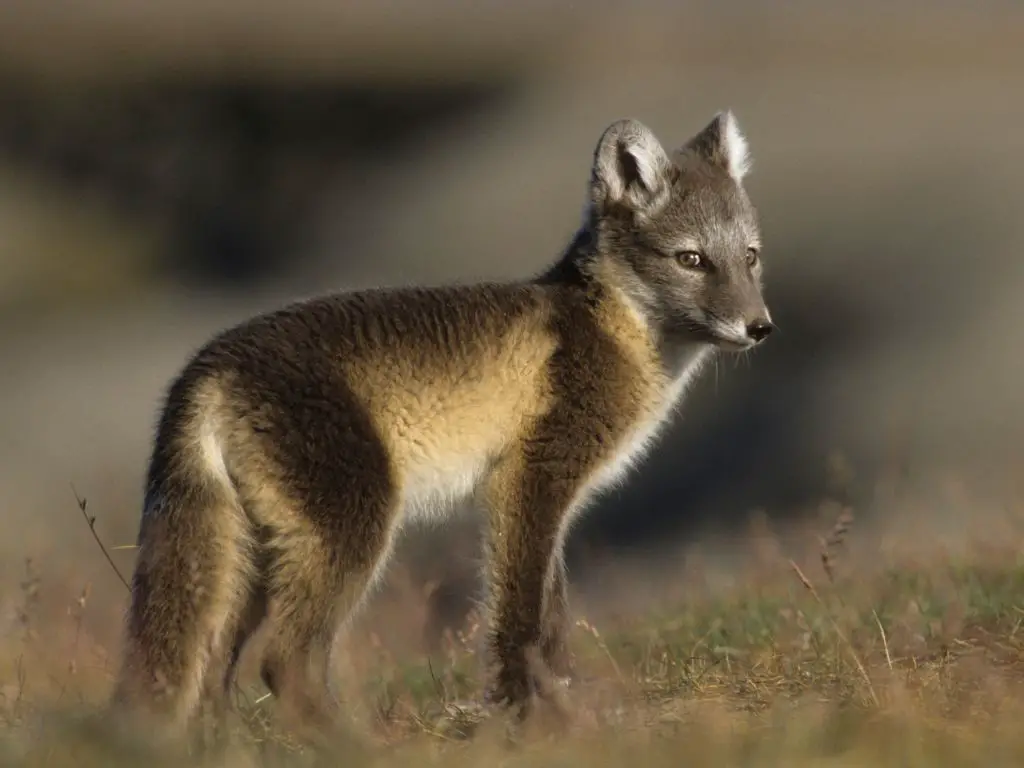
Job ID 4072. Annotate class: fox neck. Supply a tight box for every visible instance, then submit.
[533,226,594,288]
[536,226,714,389]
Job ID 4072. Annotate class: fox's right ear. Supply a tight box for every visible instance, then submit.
[685,111,752,182]
[590,119,673,218]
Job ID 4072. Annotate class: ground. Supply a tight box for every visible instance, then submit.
[2,478,1024,767]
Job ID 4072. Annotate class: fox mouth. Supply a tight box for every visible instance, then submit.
[711,333,756,351]
[682,315,756,350]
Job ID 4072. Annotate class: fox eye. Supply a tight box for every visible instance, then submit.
[675,250,705,270]
[746,247,760,267]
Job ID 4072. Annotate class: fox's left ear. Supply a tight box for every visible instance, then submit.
[591,119,674,218]
[686,111,752,182]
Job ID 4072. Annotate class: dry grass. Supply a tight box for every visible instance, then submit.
[4,482,1024,766]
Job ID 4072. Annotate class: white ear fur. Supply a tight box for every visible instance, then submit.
[720,110,751,181]
[592,119,672,214]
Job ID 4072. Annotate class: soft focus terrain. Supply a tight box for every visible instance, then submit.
[2,471,1024,766]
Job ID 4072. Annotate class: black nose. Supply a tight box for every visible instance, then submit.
[746,320,775,342]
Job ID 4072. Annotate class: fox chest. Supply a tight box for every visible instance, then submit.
[584,347,711,496]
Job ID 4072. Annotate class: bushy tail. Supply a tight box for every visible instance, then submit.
[110,415,254,741]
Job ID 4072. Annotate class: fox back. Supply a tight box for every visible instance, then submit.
[110,110,773,754]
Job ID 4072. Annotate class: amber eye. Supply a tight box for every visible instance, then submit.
[675,250,705,270]
[746,247,760,267]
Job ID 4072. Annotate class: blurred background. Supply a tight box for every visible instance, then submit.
[1,1,1023,659]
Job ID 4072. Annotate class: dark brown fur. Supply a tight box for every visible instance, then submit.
[110,111,773,754]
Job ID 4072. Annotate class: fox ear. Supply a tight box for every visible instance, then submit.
[686,110,752,181]
[591,119,673,217]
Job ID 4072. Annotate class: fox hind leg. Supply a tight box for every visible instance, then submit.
[245,480,398,755]
[195,586,269,753]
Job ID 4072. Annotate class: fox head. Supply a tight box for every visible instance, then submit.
[584,112,773,353]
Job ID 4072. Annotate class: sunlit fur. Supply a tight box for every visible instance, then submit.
[110,111,774,754]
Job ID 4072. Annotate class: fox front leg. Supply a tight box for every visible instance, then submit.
[480,450,592,720]
[540,556,576,685]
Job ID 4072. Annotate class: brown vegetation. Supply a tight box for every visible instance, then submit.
[3,468,1024,766]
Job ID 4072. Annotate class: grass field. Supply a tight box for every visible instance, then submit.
[2,482,1024,766]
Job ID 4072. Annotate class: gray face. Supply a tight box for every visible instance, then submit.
[589,114,774,353]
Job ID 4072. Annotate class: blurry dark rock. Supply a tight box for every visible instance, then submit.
[0,79,515,288]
